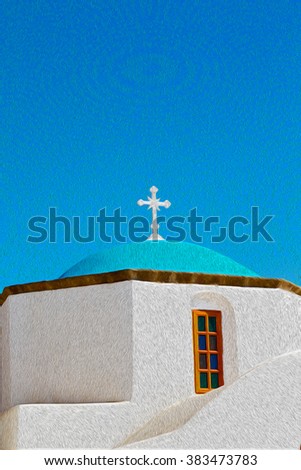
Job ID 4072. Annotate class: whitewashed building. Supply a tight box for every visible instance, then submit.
[0,240,300,449]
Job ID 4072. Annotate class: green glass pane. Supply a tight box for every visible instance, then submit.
[199,354,207,369]
[198,316,205,331]
[200,372,208,388]
[209,335,217,350]
[209,316,216,332]
[211,373,219,388]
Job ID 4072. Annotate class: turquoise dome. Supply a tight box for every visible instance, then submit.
[60,242,258,278]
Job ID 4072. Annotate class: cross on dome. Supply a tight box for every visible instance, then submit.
[137,186,171,240]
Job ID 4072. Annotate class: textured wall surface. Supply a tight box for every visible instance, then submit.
[0,280,300,448]
[122,351,301,449]
[0,405,19,450]
[0,301,10,413]
[186,284,301,375]
[0,325,2,409]
[1,282,133,411]
[131,281,301,410]
[2,352,300,449]
[2,402,134,449]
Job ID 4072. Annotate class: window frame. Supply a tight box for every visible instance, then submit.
[192,309,224,394]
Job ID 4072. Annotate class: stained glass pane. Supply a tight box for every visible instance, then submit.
[198,316,206,332]
[209,316,216,332]
[209,335,217,350]
[200,372,208,388]
[210,354,218,369]
[199,354,207,369]
[198,335,206,350]
[211,373,219,388]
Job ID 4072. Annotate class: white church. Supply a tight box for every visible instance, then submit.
[0,187,300,449]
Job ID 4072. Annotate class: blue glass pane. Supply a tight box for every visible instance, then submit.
[198,316,205,331]
[198,335,206,350]
[210,354,218,369]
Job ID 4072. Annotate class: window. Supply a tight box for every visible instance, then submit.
[192,310,224,393]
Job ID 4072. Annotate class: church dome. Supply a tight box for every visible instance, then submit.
[60,241,258,278]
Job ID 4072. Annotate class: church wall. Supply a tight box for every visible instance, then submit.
[219,286,301,374]
[1,279,300,415]
[0,325,2,411]
[1,281,133,411]
[187,284,301,375]
[0,323,2,410]
[131,281,195,412]
[0,279,300,448]
[124,350,301,449]
[130,282,301,410]
[0,300,10,414]
[0,404,19,449]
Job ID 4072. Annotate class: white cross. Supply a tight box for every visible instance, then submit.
[137,186,171,240]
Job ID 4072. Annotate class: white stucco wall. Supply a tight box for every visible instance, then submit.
[123,351,301,449]
[130,282,301,412]
[2,353,300,449]
[0,279,300,449]
[0,324,2,409]
[0,301,9,414]
[1,282,133,411]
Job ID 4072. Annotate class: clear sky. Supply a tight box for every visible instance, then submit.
[1,0,300,291]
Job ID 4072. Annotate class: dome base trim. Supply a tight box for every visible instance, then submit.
[1,269,300,306]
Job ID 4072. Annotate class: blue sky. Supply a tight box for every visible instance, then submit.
[1,0,300,291]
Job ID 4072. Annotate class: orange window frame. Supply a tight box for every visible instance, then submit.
[192,310,224,394]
